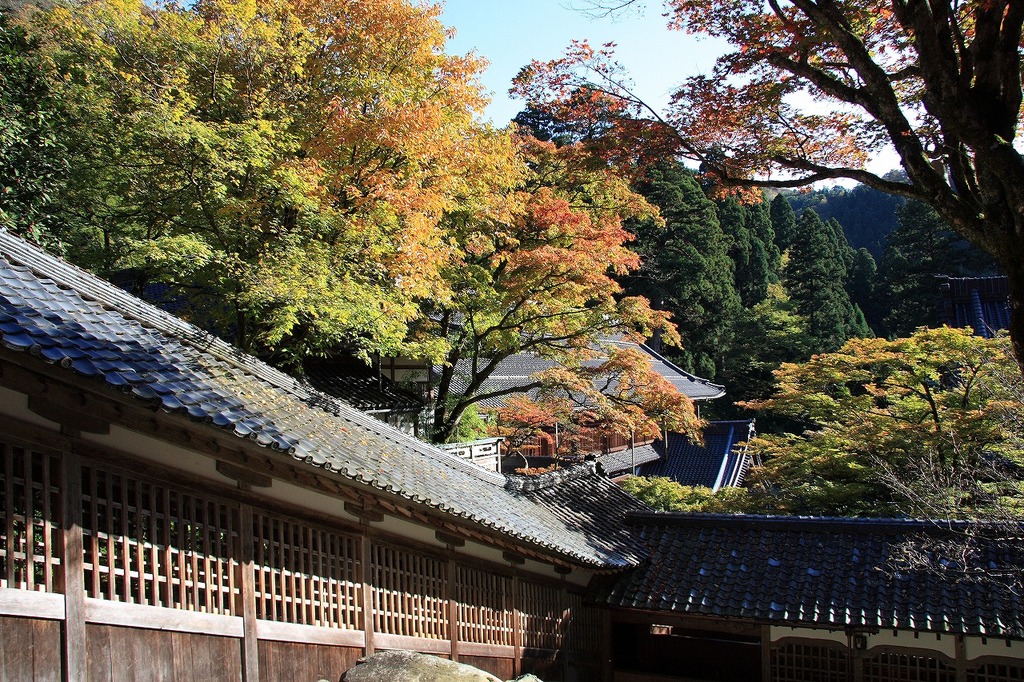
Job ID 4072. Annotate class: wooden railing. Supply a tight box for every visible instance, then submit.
[0,434,596,681]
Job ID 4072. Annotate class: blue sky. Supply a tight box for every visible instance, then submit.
[438,0,726,126]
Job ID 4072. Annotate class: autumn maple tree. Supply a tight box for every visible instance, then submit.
[425,133,697,442]
[26,0,506,362]
[515,0,1024,372]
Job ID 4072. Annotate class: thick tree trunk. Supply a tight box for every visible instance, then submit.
[1005,266,1024,379]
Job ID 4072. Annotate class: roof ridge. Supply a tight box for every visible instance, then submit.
[637,342,726,393]
[624,511,1016,533]
[505,461,599,492]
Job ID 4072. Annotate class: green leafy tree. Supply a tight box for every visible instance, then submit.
[716,283,815,415]
[620,476,751,512]
[847,247,880,332]
[515,0,1024,377]
[0,12,67,247]
[769,193,797,253]
[621,161,741,378]
[786,184,905,258]
[784,209,866,353]
[427,136,689,443]
[741,199,781,306]
[30,0,508,363]
[878,201,997,337]
[742,328,1024,517]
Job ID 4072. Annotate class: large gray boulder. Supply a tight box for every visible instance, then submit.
[341,650,504,682]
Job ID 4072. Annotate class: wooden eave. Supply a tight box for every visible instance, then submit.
[0,347,604,573]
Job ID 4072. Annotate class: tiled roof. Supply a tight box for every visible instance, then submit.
[303,357,423,412]
[593,512,1024,638]
[638,420,754,490]
[598,443,662,477]
[509,463,651,565]
[600,338,726,401]
[452,339,724,409]
[937,275,1011,338]
[0,230,647,569]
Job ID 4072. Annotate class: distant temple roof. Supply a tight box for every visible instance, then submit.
[937,275,1011,337]
[303,357,423,413]
[636,420,754,490]
[593,512,1024,638]
[452,339,724,410]
[597,420,753,487]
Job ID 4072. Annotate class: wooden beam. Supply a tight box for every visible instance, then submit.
[217,460,272,488]
[435,530,465,548]
[0,588,65,620]
[503,551,526,565]
[457,642,515,659]
[344,502,384,524]
[373,633,451,655]
[28,395,109,434]
[84,599,243,638]
[61,451,86,682]
[255,620,364,647]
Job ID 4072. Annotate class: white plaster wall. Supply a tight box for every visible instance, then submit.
[964,635,1024,661]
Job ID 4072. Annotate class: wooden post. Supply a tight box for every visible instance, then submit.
[447,555,459,661]
[511,573,521,677]
[361,535,375,657]
[761,625,772,682]
[239,504,259,682]
[602,609,614,682]
[849,631,865,682]
[954,635,967,682]
[61,450,86,682]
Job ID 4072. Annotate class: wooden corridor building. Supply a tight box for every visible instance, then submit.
[0,229,1022,681]
[0,230,643,680]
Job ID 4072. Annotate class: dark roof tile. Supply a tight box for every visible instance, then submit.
[593,512,1024,638]
[636,420,755,489]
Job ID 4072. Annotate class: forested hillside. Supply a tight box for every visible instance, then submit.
[782,183,904,258]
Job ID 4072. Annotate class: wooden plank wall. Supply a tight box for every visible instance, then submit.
[0,433,589,682]
[0,615,62,681]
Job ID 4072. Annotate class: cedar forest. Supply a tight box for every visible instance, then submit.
[1,0,1023,521]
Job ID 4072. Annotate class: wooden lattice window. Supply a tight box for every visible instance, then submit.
[566,597,603,655]
[252,511,361,629]
[370,543,447,639]
[968,662,1024,682]
[519,580,563,650]
[771,641,849,682]
[0,442,62,593]
[864,650,957,682]
[81,463,240,615]
[456,565,513,646]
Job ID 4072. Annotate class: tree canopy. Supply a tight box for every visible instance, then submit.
[26,0,510,363]
[619,161,741,378]
[427,136,694,442]
[515,0,1024,373]
[741,328,1024,517]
